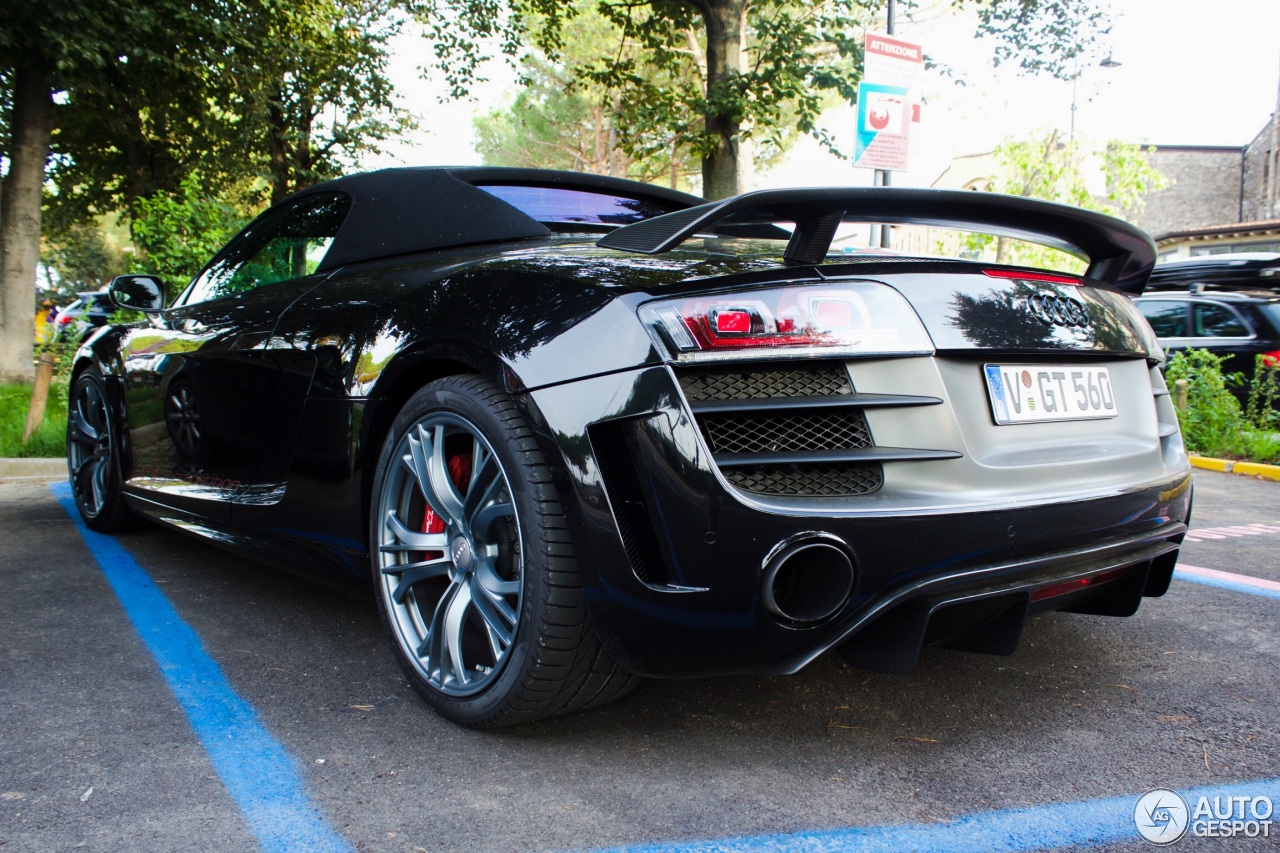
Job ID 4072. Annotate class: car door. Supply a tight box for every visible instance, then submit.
[119,191,351,519]
[1136,298,1191,345]
[1189,301,1258,378]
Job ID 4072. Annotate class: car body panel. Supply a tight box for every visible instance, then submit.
[72,168,1192,685]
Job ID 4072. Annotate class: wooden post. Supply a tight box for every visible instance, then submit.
[1173,378,1189,414]
[22,352,57,442]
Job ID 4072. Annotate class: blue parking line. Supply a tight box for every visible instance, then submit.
[586,777,1280,853]
[1174,569,1280,601]
[52,483,352,853]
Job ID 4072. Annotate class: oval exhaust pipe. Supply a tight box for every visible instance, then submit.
[761,534,855,625]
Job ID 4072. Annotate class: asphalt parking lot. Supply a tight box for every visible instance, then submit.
[2,469,1277,853]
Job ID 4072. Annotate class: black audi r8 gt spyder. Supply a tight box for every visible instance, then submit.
[68,167,1192,727]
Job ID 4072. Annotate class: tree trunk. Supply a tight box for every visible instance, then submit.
[701,0,747,199]
[0,65,56,384]
[268,83,290,205]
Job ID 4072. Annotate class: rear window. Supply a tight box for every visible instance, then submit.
[1259,303,1280,332]
[1193,303,1250,337]
[1137,300,1188,337]
[476,185,679,226]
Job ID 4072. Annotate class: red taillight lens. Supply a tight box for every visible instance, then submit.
[1031,566,1130,602]
[640,283,933,362]
[712,309,753,335]
[983,267,1081,286]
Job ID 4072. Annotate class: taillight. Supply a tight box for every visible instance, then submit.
[1031,566,1130,602]
[983,267,1081,286]
[640,282,933,362]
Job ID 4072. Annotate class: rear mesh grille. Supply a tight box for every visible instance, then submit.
[675,362,881,497]
[679,364,853,401]
[724,463,883,496]
[701,409,873,454]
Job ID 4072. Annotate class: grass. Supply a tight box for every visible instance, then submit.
[1,381,69,458]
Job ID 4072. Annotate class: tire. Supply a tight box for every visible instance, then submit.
[370,375,639,727]
[66,367,144,532]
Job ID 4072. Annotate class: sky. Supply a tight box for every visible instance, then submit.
[362,0,1280,191]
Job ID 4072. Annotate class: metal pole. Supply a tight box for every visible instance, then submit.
[876,0,896,249]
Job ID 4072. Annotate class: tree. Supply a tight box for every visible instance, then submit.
[128,173,249,297]
[969,0,1112,81]
[510,1,870,200]
[1,0,470,381]
[474,2,701,186]
[489,0,1114,201]
[48,0,411,222]
[963,130,1168,269]
[0,1,127,382]
[232,0,413,204]
[39,218,131,298]
[43,2,248,231]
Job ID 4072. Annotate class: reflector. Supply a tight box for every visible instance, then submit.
[1030,566,1130,602]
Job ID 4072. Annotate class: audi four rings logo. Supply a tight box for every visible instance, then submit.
[1026,294,1091,327]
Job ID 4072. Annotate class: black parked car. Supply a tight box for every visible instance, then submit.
[1136,253,1280,387]
[68,168,1192,726]
[52,290,114,341]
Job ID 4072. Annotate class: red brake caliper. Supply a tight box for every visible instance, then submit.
[419,454,474,558]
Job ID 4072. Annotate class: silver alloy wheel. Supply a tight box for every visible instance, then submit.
[375,412,523,698]
[68,374,114,518]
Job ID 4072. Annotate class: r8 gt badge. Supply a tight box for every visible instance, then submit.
[1026,293,1090,327]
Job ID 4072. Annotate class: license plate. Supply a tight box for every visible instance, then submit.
[984,364,1119,425]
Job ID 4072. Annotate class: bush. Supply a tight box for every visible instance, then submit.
[130,172,249,299]
[1164,349,1246,457]
[1244,354,1280,431]
[1165,349,1280,464]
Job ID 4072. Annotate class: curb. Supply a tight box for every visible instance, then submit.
[0,457,66,483]
[1189,455,1280,482]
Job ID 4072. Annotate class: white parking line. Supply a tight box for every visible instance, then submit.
[1183,522,1280,543]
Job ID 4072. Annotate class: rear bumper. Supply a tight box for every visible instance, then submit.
[523,364,1193,679]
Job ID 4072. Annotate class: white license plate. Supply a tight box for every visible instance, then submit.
[984,364,1119,425]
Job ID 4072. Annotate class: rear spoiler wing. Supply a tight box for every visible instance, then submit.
[596,187,1157,293]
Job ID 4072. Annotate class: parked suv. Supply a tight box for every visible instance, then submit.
[1135,254,1280,388]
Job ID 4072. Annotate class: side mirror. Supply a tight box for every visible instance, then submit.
[108,274,167,313]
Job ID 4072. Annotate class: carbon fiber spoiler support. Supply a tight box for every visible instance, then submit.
[596,187,1158,293]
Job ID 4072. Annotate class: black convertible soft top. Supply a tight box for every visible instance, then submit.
[296,167,1157,293]
[305,167,705,271]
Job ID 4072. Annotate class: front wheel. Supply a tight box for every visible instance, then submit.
[66,367,144,531]
[370,376,638,727]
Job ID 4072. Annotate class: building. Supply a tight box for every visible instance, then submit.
[918,113,1280,264]
[1138,115,1280,261]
